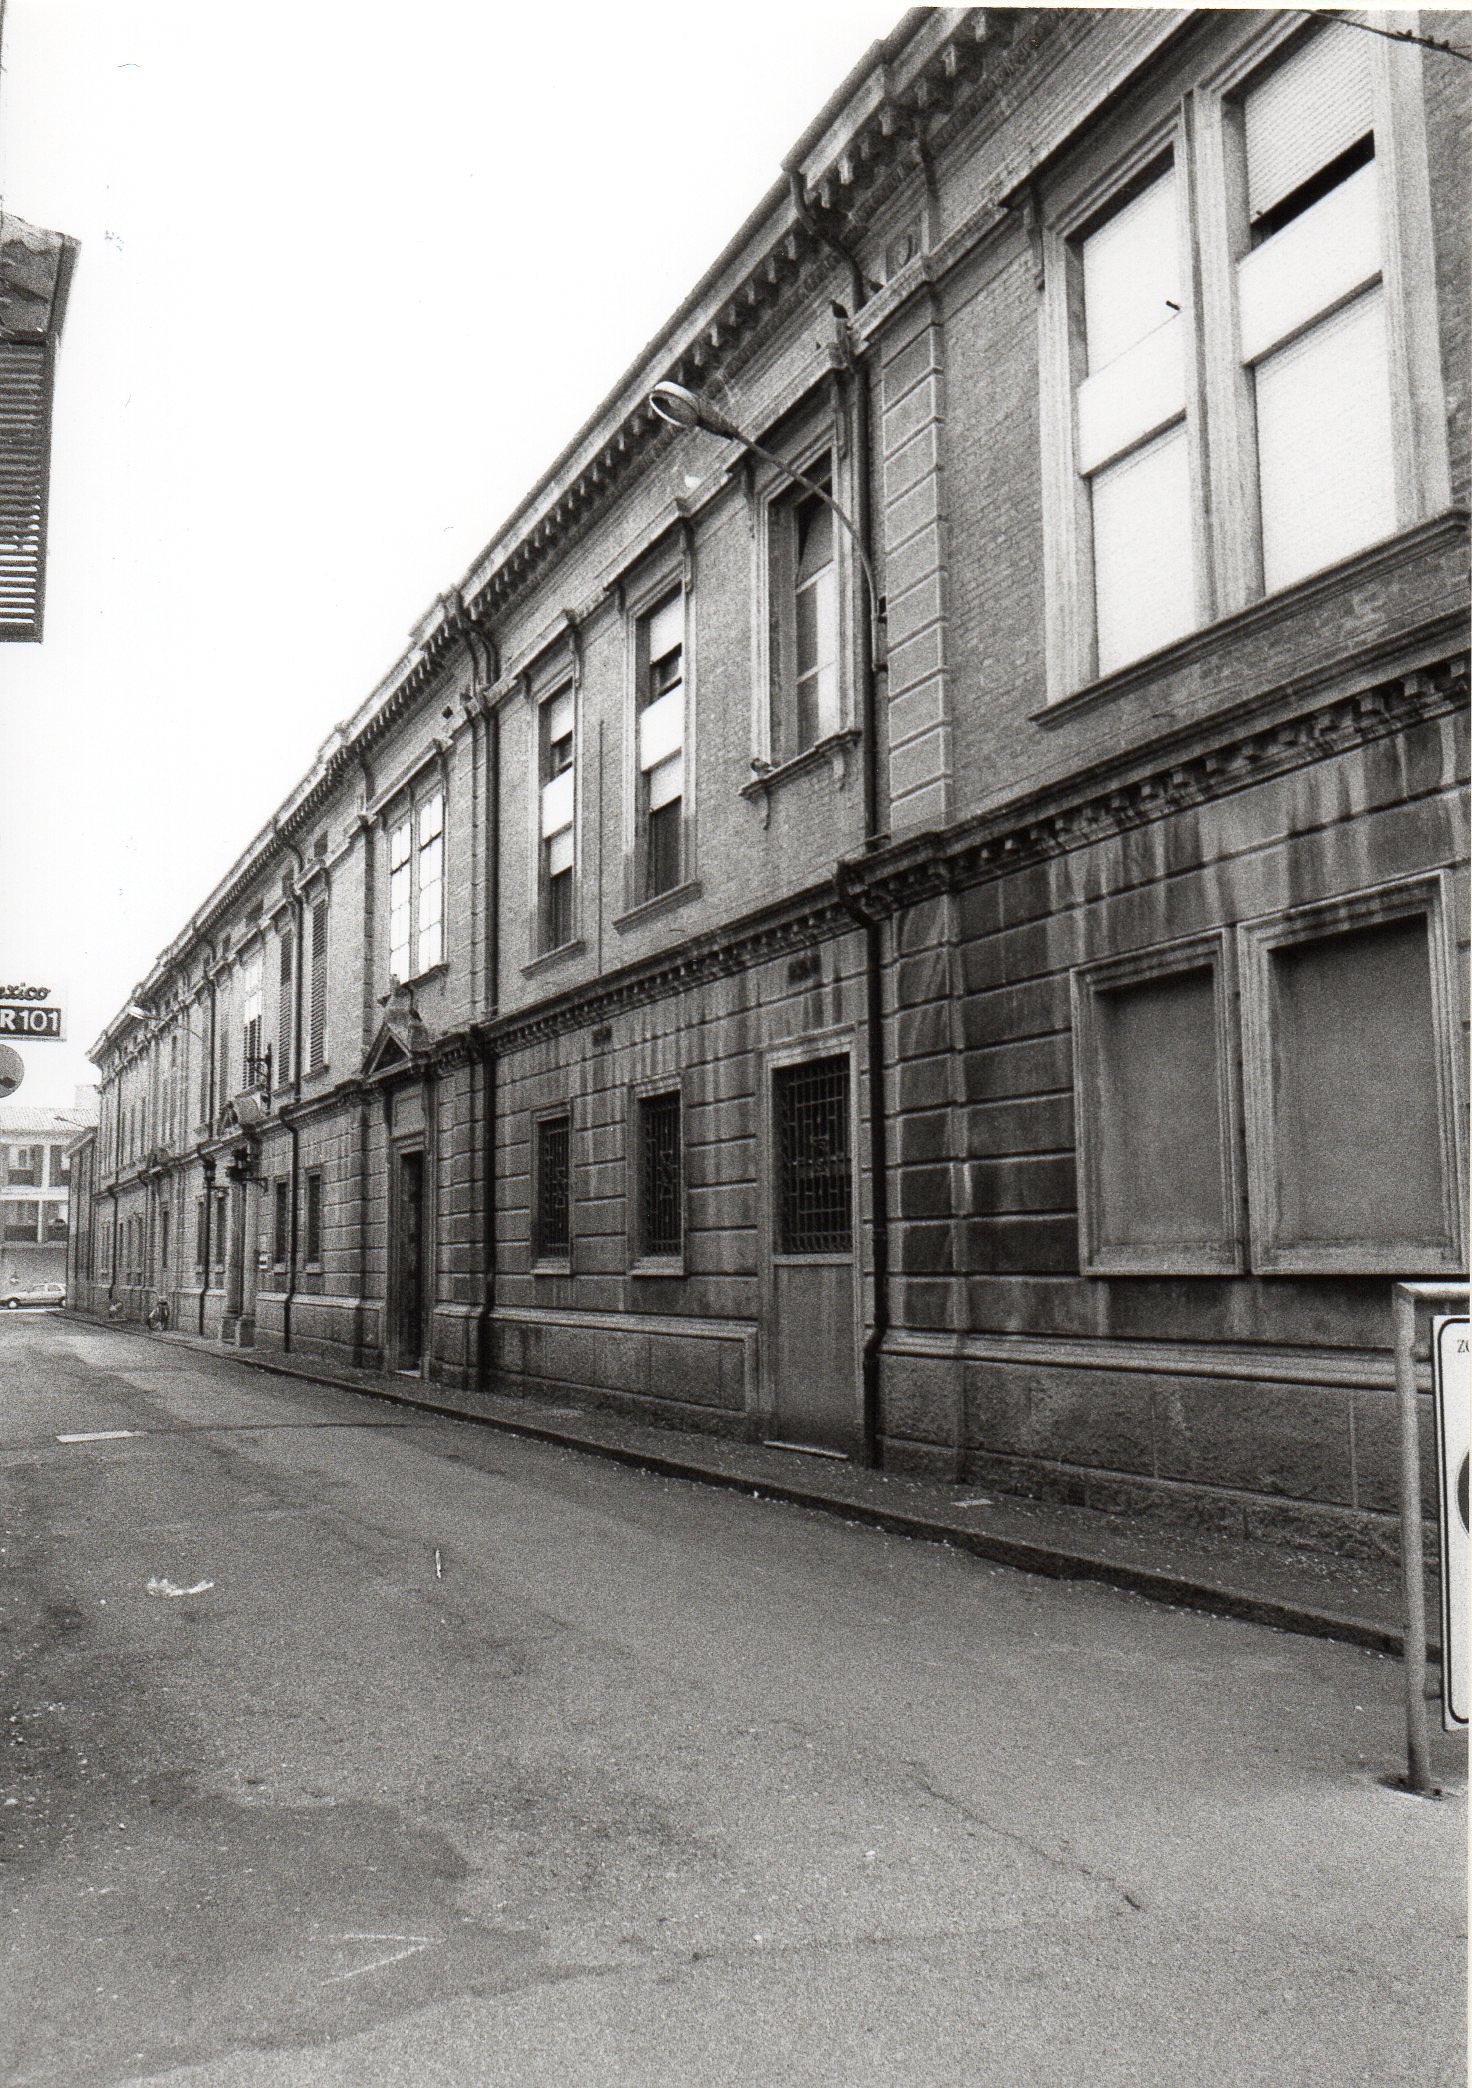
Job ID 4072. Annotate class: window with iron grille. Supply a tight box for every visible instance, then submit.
[304,1171,323,1265]
[194,1195,206,1272]
[534,1114,571,1261]
[308,898,329,1070]
[637,1090,683,1260]
[773,1056,852,1254]
[212,1190,227,1277]
[273,1178,289,1267]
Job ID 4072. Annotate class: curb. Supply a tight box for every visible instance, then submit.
[61,1312,1432,1663]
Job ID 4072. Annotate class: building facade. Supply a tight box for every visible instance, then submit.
[0,209,77,641]
[1,1093,97,1300]
[78,9,1469,1554]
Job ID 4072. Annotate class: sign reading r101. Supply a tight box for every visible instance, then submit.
[0,1003,64,1039]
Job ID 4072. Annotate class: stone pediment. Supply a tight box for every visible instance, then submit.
[362,1005,432,1080]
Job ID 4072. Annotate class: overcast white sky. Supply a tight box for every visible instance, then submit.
[0,0,904,1105]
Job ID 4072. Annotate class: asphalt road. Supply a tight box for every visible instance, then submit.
[2,1314,1465,2087]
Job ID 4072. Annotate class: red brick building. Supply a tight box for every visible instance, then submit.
[81,10,1469,1554]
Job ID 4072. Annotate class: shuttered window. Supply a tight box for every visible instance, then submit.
[540,687,575,950]
[1237,29,1390,591]
[308,899,328,1071]
[277,928,294,1086]
[1076,164,1195,675]
[0,340,50,639]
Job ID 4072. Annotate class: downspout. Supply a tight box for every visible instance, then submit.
[462,613,500,1387]
[788,165,892,1470]
[196,938,219,1335]
[274,818,307,1356]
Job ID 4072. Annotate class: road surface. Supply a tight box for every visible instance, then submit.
[2,1314,1465,2086]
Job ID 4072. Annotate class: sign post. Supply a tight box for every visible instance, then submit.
[1432,1314,1468,1734]
[1391,1280,1470,1795]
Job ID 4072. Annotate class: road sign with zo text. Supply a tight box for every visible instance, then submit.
[1433,1315,1468,1733]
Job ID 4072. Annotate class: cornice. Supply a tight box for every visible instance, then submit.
[837,650,1470,923]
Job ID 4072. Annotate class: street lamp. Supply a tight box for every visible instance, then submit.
[648,380,884,656]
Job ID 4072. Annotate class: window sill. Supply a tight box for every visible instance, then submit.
[1031,513,1469,728]
[522,938,586,980]
[392,960,447,989]
[532,1256,572,1277]
[630,1254,685,1279]
[613,880,702,934]
[741,728,861,826]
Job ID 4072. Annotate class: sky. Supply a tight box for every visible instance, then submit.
[0,0,905,1105]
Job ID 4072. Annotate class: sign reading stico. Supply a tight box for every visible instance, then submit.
[0,983,63,1041]
[1434,1315,1469,1734]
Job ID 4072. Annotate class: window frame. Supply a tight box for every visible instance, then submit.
[534,677,579,957]
[1071,929,1245,1277]
[303,1169,324,1270]
[627,576,692,909]
[1038,15,1450,703]
[1238,874,1463,1276]
[764,1032,860,1267]
[752,419,855,774]
[386,777,447,986]
[531,1105,573,1274]
[628,1076,686,1276]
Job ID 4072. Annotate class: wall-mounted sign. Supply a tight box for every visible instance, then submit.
[0,1003,63,1039]
[0,1043,23,1096]
[1434,1315,1469,1733]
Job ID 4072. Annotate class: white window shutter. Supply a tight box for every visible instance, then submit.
[1243,28,1373,222]
[646,751,683,812]
[638,687,684,771]
[540,766,574,839]
[647,592,683,663]
[1075,314,1186,475]
[546,826,574,876]
[1236,161,1380,365]
[1081,166,1181,373]
[1091,423,1194,675]
[1255,287,1395,592]
[546,688,573,745]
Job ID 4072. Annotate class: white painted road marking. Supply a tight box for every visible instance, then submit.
[326,1933,433,1984]
[56,1430,138,1443]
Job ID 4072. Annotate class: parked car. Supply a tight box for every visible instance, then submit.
[2,1281,65,1310]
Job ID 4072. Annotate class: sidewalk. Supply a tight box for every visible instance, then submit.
[87,1315,1441,1663]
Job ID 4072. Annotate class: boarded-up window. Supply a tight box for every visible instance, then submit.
[1244,895,1461,1272]
[0,339,51,640]
[1073,937,1241,1275]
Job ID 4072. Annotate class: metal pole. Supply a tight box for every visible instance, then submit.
[1393,1282,1433,1794]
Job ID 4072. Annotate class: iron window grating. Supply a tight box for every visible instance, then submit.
[638,1090,683,1258]
[535,1115,571,1258]
[774,1055,853,1254]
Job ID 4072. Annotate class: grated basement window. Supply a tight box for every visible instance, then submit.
[536,1115,571,1258]
[774,1056,852,1254]
[639,1091,683,1257]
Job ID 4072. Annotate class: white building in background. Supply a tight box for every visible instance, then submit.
[0,1090,97,1300]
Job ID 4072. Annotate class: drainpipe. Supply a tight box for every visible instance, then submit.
[789,166,892,1470]
[274,819,307,1355]
[198,937,219,1334]
[462,613,500,1387]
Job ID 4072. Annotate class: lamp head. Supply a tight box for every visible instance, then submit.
[648,380,742,442]
[124,1002,152,1023]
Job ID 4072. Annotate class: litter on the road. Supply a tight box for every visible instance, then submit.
[56,1430,138,1443]
[434,1547,442,1579]
[145,1577,214,1598]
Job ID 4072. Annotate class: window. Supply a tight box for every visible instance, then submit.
[1040,20,1447,697]
[1074,163,1194,676]
[773,1056,852,1255]
[769,456,840,760]
[194,1195,207,1274]
[272,1178,289,1268]
[50,1145,68,1187]
[277,927,294,1087]
[307,898,328,1071]
[1072,935,1242,1275]
[1234,29,1391,593]
[1072,884,1462,1278]
[636,593,686,899]
[212,1190,227,1279]
[389,786,445,982]
[539,688,576,950]
[1240,884,1461,1274]
[533,1113,571,1264]
[635,1088,683,1263]
[158,1206,169,1268]
[7,1146,38,1187]
[240,948,263,1089]
[3,1199,40,1243]
[304,1170,323,1266]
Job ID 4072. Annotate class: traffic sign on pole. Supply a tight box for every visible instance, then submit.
[1433,1315,1469,1733]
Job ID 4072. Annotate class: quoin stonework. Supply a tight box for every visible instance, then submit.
[71,10,1469,1556]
